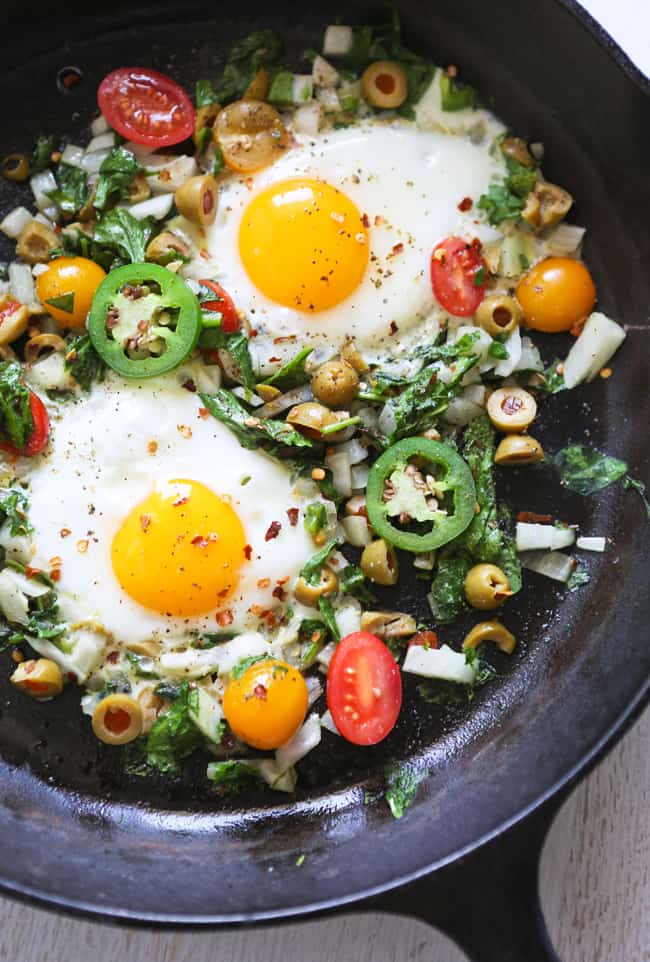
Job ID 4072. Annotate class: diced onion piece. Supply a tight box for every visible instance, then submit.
[147,156,198,194]
[230,386,264,407]
[159,631,273,679]
[257,383,312,419]
[356,406,380,430]
[81,149,112,174]
[276,713,321,772]
[9,262,35,305]
[30,169,57,212]
[413,551,435,571]
[188,687,224,744]
[320,709,340,735]
[493,326,522,378]
[86,131,117,153]
[60,144,87,168]
[292,75,314,105]
[323,24,353,56]
[325,450,352,497]
[316,641,337,669]
[516,523,575,552]
[337,438,368,465]
[312,55,339,88]
[0,569,29,624]
[519,550,574,582]
[452,324,492,362]
[317,87,342,113]
[90,113,111,137]
[127,194,174,221]
[342,514,372,547]
[122,140,156,160]
[563,312,626,388]
[576,536,606,552]
[403,643,476,685]
[26,353,74,392]
[293,101,323,136]
[462,384,486,406]
[443,395,483,427]
[377,403,397,437]
[546,223,586,257]
[33,212,55,229]
[350,462,370,491]
[515,336,544,373]
[0,206,33,239]
[30,623,107,683]
[335,598,362,639]
[306,676,324,707]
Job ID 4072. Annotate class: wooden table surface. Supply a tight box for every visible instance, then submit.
[1,706,647,962]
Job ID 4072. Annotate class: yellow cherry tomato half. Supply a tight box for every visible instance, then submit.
[516,257,596,333]
[223,658,308,750]
[36,256,106,329]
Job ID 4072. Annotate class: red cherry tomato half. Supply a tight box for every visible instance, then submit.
[0,392,50,457]
[98,67,195,147]
[407,629,439,652]
[430,235,487,317]
[199,279,240,333]
[327,631,402,746]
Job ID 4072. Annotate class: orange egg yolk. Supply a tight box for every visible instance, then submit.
[111,479,247,617]
[238,177,369,312]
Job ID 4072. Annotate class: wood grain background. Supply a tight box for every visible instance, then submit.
[0,706,646,962]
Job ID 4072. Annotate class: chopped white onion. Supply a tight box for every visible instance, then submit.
[403,643,476,685]
[122,141,156,160]
[293,100,323,136]
[443,395,483,427]
[317,87,341,113]
[563,312,626,388]
[335,598,362,638]
[81,149,111,174]
[0,569,29,624]
[127,194,174,221]
[356,406,380,430]
[325,450,352,497]
[519,550,574,582]
[90,113,110,137]
[317,640,337,669]
[323,24,353,56]
[493,326,522,378]
[312,54,339,87]
[462,384,486,406]
[147,156,198,194]
[576,536,606,552]
[30,169,57,212]
[337,437,368,465]
[515,336,544,373]
[292,75,314,105]
[516,523,575,552]
[451,324,492,363]
[231,385,264,407]
[350,462,370,491]
[9,262,35,305]
[86,131,117,153]
[60,144,87,169]
[320,709,340,735]
[41,205,59,223]
[276,713,321,772]
[546,223,586,257]
[306,676,324,707]
[30,623,106,684]
[33,212,55,229]
[0,206,33,239]
[26,353,73,392]
[342,514,372,547]
[256,383,312,419]
[378,403,397,437]
[413,551,435,571]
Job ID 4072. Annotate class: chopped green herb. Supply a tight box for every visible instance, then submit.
[318,595,340,642]
[384,762,429,819]
[199,327,255,392]
[212,30,283,105]
[488,340,509,360]
[207,759,263,794]
[298,618,330,668]
[0,361,34,450]
[304,501,327,535]
[0,489,33,537]
[440,73,476,111]
[295,854,306,867]
[144,682,203,773]
[264,346,313,392]
[338,564,376,604]
[199,389,314,458]
[64,333,106,392]
[461,414,503,562]
[477,155,537,226]
[46,163,89,218]
[213,145,226,176]
[231,653,269,679]
[554,445,628,495]
[537,358,566,394]
[300,539,338,584]
[196,78,219,107]
[567,564,590,591]
[93,146,140,210]
[429,547,470,622]
[92,208,156,264]
[268,70,294,106]
[31,134,55,174]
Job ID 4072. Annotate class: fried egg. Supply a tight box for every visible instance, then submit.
[206,120,504,368]
[0,373,319,647]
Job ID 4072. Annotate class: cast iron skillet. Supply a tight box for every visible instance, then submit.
[0,2,648,959]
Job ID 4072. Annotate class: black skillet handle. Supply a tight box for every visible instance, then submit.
[368,793,566,962]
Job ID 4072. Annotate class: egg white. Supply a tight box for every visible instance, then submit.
[206,119,504,369]
[0,373,319,647]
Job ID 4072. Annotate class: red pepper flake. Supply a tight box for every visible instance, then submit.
[216,609,233,627]
[268,356,282,363]
[253,683,267,701]
[199,249,211,260]
[257,577,271,589]
[570,319,586,337]
[50,569,61,582]
[182,379,197,393]
[147,440,158,455]
[173,496,189,507]
[388,242,404,258]
[517,511,554,524]
[107,651,120,664]
[272,585,287,602]
[76,539,89,554]
[265,521,281,541]
[191,534,210,548]
[458,197,473,212]
[276,576,290,585]
[244,544,253,560]
[249,603,265,616]
[177,424,192,439]
[25,565,43,579]
[286,507,299,526]
[59,527,71,538]
[140,514,151,532]
[198,406,209,420]
[389,321,398,335]
[203,348,220,365]
[361,212,370,228]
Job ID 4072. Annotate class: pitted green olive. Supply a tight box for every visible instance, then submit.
[10,658,63,698]
[464,564,511,610]
[361,61,408,109]
[475,294,523,337]
[463,620,516,653]
[174,174,218,226]
[294,568,338,607]
[286,401,335,440]
[361,539,399,586]
[487,387,537,433]
[494,434,544,465]
[92,693,143,745]
[311,359,359,407]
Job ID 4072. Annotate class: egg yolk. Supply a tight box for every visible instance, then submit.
[111,479,247,617]
[238,177,369,312]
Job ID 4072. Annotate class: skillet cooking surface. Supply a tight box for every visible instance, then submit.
[0,0,648,922]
